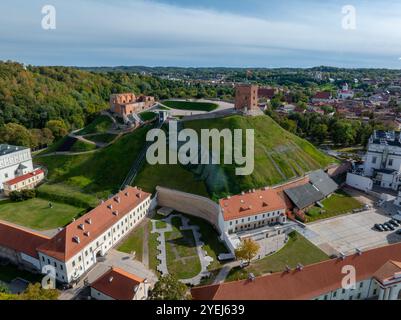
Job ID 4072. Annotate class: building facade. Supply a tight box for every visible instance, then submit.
[110,93,155,117]
[363,131,401,190]
[3,169,44,196]
[0,145,34,192]
[34,186,151,284]
[218,188,289,257]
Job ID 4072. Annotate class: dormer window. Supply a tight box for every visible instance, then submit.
[108,204,113,210]
[85,218,92,225]
[78,224,85,230]
[84,231,90,237]
[73,236,80,244]
[113,210,119,216]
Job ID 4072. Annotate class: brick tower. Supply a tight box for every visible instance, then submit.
[234,84,259,111]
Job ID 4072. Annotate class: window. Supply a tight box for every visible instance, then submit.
[72,261,76,267]
[389,159,394,166]
[333,291,337,298]
[359,282,363,288]
[372,157,377,164]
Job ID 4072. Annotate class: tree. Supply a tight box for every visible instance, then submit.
[235,239,260,264]
[0,123,31,147]
[149,275,190,300]
[19,283,59,300]
[311,124,328,144]
[46,119,68,140]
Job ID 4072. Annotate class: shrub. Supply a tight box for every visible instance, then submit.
[9,189,37,202]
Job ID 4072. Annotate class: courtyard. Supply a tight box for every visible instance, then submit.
[304,209,401,255]
[150,212,228,285]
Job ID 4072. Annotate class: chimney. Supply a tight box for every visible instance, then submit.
[114,196,120,203]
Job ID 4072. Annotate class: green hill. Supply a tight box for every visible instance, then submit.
[35,125,150,202]
[35,115,335,204]
[136,115,336,199]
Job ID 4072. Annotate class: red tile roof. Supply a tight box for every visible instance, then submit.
[4,169,44,186]
[313,92,332,100]
[0,221,50,258]
[373,260,401,285]
[191,242,401,300]
[37,186,151,262]
[219,188,287,221]
[91,267,144,300]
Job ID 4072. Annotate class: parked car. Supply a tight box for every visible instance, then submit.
[385,223,395,231]
[382,224,390,231]
[389,220,399,227]
[374,224,385,232]
[397,230,401,235]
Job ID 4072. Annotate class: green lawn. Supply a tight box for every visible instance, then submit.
[69,140,97,152]
[306,190,363,222]
[117,224,145,262]
[84,133,118,144]
[148,220,160,273]
[0,264,42,284]
[163,100,218,112]
[225,232,329,282]
[136,163,209,197]
[165,217,201,279]
[139,111,157,122]
[0,198,85,230]
[76,115,113,135]
[35,125,150,200]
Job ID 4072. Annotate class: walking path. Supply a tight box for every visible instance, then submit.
[151,214,213,286]
[213,261,241,284]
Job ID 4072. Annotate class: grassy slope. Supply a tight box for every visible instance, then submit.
[84,133,118,144]
[139,111,157,122]
[35,126,150,200]
[76,115,113,135]
[163,100,218,112]
[136,115,336,199]
[226,232,329,282]
[69,140,97,152]
[0,198,85,230]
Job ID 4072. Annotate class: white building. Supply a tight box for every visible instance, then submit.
[363,131,401,191]
[36,186,151,283]
[338,83,355,100]
[3,169,45,196]
[0,144,34,192]
[218,188,290,257]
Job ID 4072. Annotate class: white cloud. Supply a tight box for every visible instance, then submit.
[1,0,401,66]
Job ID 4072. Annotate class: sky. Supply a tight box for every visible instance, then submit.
[1,0,401,68]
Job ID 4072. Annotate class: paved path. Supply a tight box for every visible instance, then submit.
[213,261,241,284]
[151,214,213,286]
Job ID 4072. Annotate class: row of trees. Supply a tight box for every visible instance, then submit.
[0,120,68,148]
[267,110,393,147]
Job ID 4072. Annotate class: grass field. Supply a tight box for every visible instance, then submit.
[306,190,363,222]
[163,100,218,112]
[84,133,118,144]
[117,224,145,262]
[0,198,85,230]
[76,115,113,135]
[35,125,150,200]
[69,140,97,152]
[225,232,329,282]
